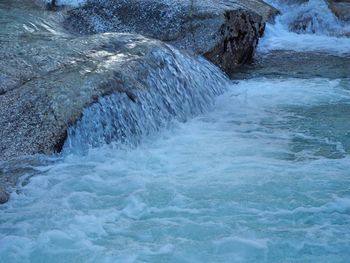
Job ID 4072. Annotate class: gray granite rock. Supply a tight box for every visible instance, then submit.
[0,1,189,161]
[63,0,279,74]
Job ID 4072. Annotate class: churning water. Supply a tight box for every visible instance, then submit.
[1,0,350,262]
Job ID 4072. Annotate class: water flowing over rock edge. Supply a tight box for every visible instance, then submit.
[0,0,275,202]
[64,46,229,155]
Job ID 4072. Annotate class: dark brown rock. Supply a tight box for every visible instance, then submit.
[204,10,264,73]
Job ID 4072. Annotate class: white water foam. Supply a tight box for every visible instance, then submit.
[260,0,350,55]
[40,0,87,7]
[1,1,350,262]
[64,46,228,154]
[1,78,350,262]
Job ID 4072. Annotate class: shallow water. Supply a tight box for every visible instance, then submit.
[1,0,350,262]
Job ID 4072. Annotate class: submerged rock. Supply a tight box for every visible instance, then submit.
[0,187,9,204]
[289,15,315,34]
[63,0,279,74]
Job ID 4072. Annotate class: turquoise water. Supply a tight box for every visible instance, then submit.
[1,0,350,262]
[1,77,350,262]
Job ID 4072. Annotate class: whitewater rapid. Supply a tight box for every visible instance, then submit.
[260,0,350,55]
[1,0,350,262]
[1,77,350,262]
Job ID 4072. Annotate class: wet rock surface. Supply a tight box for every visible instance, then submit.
[0,156,58,204]
[0,187,9,204]
[0,2,185,162]
[0,30,170,162]
[63,0,278,74]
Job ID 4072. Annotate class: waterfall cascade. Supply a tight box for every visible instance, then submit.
[64,46,229,154]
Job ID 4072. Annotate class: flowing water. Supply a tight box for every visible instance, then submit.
[1,0,350,262]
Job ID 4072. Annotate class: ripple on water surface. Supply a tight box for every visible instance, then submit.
[1,78,350,262]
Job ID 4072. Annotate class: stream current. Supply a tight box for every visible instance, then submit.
[1,0,350,262]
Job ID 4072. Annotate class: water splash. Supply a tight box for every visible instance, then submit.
[39,0,87,7]
[64,46,229,154]
[259,0,350,55]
